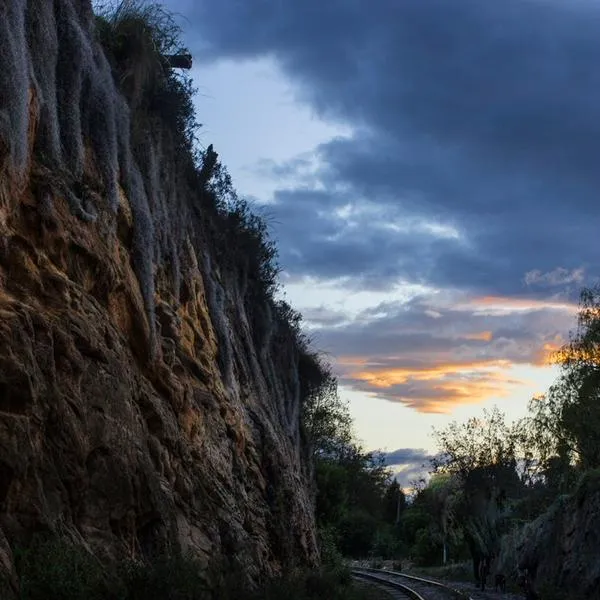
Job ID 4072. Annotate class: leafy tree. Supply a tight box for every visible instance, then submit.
[337,509,379,558]
[302,368,352,459]
[313,446,395,558]
[431,407,525,578]
[525,287,600,470]
[399,501,430,550]
[432,406,521,480]
[411,527,442,567]
[301,370,398,558]
[397,475,467,567]
[382,480,406,525]
[315,460,350,525]
[370,525,402,560]
[426,474,459,565]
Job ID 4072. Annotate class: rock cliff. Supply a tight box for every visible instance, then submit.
[497,470,600,599]
[0,0,318,591]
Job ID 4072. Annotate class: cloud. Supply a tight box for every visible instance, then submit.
[180,0,600,298]
[310,292,574,412]
[460,295,579,316]
[392,464,431,491]
[463,331,494,342]
[382,448,436,489]
[300,305,349,328]
[524,267,586,288]
[346,365,523,414]
[383,448,433,467]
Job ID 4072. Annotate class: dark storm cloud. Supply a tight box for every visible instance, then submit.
[177,0,600,296]
[382,448,433,468]
[311,294,574,362]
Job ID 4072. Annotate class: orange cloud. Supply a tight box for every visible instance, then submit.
[467,295,578,314]
[326,291,575,415]
[464,330,493,342]
[341,358,524,413]
[375,376,518,414]
[349,359,512,388]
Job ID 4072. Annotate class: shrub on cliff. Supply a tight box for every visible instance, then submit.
[197,144,281,300]
[14,536,111,600]
[94,0,200,153]
[117,554,211,600]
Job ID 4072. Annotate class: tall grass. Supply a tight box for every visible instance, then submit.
[12,535,372,600]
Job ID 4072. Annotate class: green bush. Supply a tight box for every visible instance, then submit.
[411,527,442,567]
[370,526,401,560]
[317,526,344,569]
[337,510,379,558]
[118,554,210,600]
[14,536,112,600]
[13,535,212,600]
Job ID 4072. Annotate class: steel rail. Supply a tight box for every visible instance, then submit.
[353,570,427,600]
[352,568,473,600]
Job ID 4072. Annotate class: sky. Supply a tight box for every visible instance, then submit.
[164,0,600,485]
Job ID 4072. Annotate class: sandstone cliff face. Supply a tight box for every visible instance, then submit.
[497,472,600,599]
[0,0,318,589]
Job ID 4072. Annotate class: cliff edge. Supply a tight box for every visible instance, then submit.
[0,0,319,591]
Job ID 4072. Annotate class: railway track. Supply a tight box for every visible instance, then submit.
[352,568,473,600]
[352,574,419,600]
